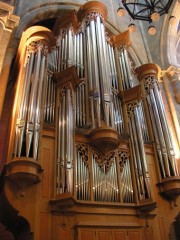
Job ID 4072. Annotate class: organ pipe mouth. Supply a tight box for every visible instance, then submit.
[89,127,120,156]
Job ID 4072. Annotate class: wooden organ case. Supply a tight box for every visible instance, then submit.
[4,1,180,240]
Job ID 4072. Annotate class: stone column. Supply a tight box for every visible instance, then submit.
[0,2,19,118]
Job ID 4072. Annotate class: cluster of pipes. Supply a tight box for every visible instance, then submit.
[13,2,179,203]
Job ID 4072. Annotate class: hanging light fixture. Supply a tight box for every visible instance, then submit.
[128,23,136,32]
[121,0,173,22]
[148,26,156,35]
[151,12,160,22]
[117,7,126,17]
[117,1,173,35]
[169,16,176,25]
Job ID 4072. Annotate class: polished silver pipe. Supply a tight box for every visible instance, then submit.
[28,49,41,123]
[139,102,149,141]
[79,32,84,78]
[75,149,78,199]
[64,32,68,69]
[122,161,127,202]
[68,29,71,67]
[76,33,80,77]
[118,52,126,90]
[82,83,86,125]
[133,111,151,199]
[111,45,118,90]
[134,107,148,173]
[127,160,133,202]
[100,21,112,126]
[146,94,167,177]
[60,96,65,193]
[77,151,81,199]
[43,74,48,122]
[57,36,61,72]
[52,80,56,123]
[89,19,101,127]
[15,51,34,156]
[107,44,113,86]
[149,89,171,176]
[153,85,178,175]
[123,161,128,202]
[123,47,132,87]
[127,159,133,202]
[20,52,35,120]
[100,21,110,92]
[124,160,130,202]
[129,121,144,200]
[117,97,124,133]
[46,75,50,122]
[61,37,65,71]
[113,93,118,132]
[80,155,83,199]
[89,20,100,93]
[86,26,95,126]
[26,48,42,157]
[79,84,82,126]
[33,54,46,159]
[153,86,173,149]
[92,157,96,200]
[57,105,62,190]
[121,49,131,89]
[76,86,80,126]
[120,51,128,89]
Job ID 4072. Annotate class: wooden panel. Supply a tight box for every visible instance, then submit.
[40,212,48,240]
[128,230,142,240]
[78,229,95,240]
[144,227,154,240]
[113,230,127,240]
[97,230,111,240]
[158,217,167,240]
[42,148,50,198]
[57,226,71,240]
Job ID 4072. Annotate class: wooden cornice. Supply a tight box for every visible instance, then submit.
[50,192,156,218]
[53,65,81,91]
[77,1,108,22]
[135,63,159,80]
[120,85,142,104]
[111,30,131,48]
[157,176,180,204]
[6,157,43,187]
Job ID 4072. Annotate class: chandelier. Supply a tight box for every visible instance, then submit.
[117,0,175,35]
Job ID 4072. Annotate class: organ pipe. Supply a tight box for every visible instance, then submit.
[144,76,178,177]
[56,86,74,194]
[14,40,48,159]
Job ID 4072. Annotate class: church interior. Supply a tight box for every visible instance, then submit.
[0,0,180,239]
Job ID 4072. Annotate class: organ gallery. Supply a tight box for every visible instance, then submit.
[0,1,180,239]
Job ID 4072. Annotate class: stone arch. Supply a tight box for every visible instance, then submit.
[160,1,180,68]
[15,3,81,38]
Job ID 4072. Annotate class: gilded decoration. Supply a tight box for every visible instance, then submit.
[91,148,115,173]
[76,143,89,167]
[144,76,158,94]
[126,101,138,119]
[118,150,130,172]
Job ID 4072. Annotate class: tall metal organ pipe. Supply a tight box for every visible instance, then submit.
[14,40,48,159]
[143,74,179,177]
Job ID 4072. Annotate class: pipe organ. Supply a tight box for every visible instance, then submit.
[4,1,180,239]
[9,0,179,203]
